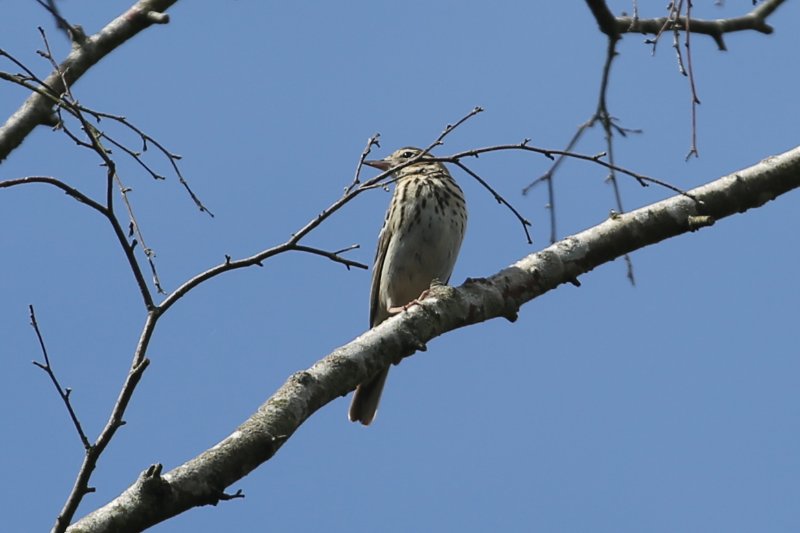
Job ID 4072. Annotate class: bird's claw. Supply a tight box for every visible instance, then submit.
[387,288,433,315]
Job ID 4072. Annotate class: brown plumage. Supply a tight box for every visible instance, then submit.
[349,147,467,425]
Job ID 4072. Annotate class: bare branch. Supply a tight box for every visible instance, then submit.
[595,37,636,284]
[292,244,368,270]
[90,110,212,215]
[450,160,533,244]
[586,0,786,50]
[0,175,102,211]
[1,174,156,311]
[423,106,484,154]
[446,144,694,199]
[683,3,701,160]
[29,305,91,450]
[347,133,381,193]
[523,34,641,245]
[53,314,154,533]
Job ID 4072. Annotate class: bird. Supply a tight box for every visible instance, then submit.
[349,147,467,425]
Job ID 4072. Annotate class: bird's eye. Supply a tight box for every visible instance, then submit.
[402,150,414,159]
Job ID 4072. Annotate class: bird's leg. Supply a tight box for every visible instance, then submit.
[387,291,429,315]
[387,280,443,314]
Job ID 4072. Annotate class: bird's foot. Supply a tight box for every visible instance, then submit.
[387,288,433,315]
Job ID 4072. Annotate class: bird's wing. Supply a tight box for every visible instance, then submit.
[369,221,392,328]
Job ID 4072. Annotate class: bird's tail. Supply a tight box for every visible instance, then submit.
[348,369,389,425]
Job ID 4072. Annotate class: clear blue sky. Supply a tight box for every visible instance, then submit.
[2,2,799,532]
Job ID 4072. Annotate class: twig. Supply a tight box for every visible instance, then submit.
[451,144,695,196]
[649,1,703,160]
[29,305,92,450]
[1,175,156,311]
[99,133,167,180]
[292,245,368,270]
[423,106,484,155]
[361,107,486,188]
[523,36,641,246]
[112,170,166,294]
[51,321,153,533]
[358,106,487,193]
[522,130,579,244]
[68,107,212,215]
[347,133,381,193]
[595,37,636,284]
[452,160,533,244]
[646,0,682,54]
[683,1,701,160]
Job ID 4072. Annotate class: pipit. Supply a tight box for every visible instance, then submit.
[349,147,467,425]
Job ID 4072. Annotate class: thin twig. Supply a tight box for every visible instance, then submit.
[51,314,153,533]
[423,106,484,155]
[112,169,166,294]
[594,36,636,285]
[452,160,533,244]
[684,1,701,160]
[0,175,156,309]
[100,132,167,180]
[347,133,381,193]
[72,107,212,214]
[522,129,582,244]
[522,37,641,245]
[29,305,92,450]
[646,0,682,54]
[450,145,695,197]
[292,245,368,270]
[362,107,486,191]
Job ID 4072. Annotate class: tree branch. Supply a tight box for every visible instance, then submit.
[29,305,92,450]
[585,0,786,50]
[0,175,156,310]
[0,0,177,162]
[68,144,800,532]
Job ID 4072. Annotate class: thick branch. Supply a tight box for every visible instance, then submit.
[585,0,785,50]
[0,0,176,162]
[69,145,800,532]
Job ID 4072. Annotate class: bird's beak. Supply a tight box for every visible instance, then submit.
[364,159,392,171]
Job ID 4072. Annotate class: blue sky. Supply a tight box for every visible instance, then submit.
[2,2,799,532]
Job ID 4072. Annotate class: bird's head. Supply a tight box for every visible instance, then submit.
[364,147,445,178]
